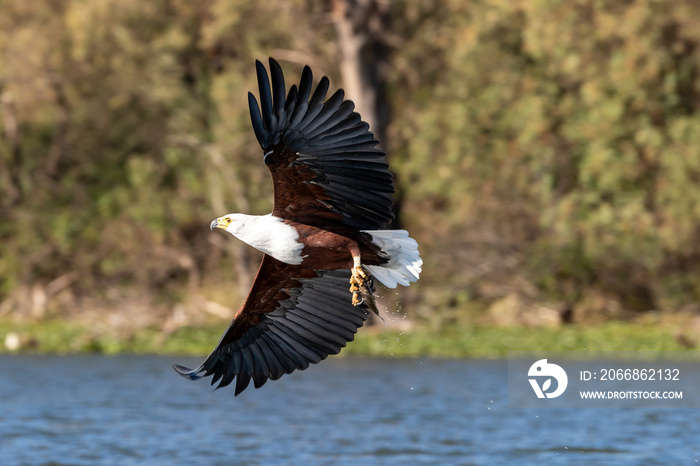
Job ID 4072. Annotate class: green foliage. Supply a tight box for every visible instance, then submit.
[0,0,336,315]
[391,0,700,313]
[2,0,700,323]
[0,318,224,354]
[0,318,690,357]
[346,321,692,358]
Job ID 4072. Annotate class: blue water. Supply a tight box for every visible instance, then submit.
[0,355,698,465]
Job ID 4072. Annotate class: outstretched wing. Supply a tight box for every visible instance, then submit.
[248,58,395,230]
[174,255,369,396]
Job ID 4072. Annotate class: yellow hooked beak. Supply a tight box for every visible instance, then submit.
[210,216,232,230]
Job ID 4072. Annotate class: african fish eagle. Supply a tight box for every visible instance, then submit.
[174,58,422,395]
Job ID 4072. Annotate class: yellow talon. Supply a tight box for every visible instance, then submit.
[350,266,370,307]
[348,265,380,316]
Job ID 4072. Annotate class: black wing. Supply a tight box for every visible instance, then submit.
[248,57,395,230]
[174,256,369,396]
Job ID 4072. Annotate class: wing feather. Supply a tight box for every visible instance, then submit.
[256,60,274,131]
[304,101,356,141]
[295,76,330,133]
[300,89,345,136]
[248,93,265,146]
[250,58,394,230]
[289,65,313,127]
[270,58,286,115]
[173,255,369,395]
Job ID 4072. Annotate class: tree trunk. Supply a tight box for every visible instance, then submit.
[330,0,391,149]
[331,0,408,324]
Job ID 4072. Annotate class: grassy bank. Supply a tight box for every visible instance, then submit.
[347,322,694,357]
[0,316,696,358]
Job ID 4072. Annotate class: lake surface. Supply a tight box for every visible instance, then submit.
[0,355,698,465]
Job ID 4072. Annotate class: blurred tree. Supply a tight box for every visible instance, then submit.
[390,0,700,321]
[2,0,700,327]
[330,0,391,145]
[0,0,337,318]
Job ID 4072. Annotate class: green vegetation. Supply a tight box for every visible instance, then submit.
[2,1,700,331]
[0,319,223,355]
[393,0,700,317]
[1,317,695,358]
[348,322,693,358]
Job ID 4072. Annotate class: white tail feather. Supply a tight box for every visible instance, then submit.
[363,230,422,289]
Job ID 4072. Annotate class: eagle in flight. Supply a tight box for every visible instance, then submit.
[174,58,422,395]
